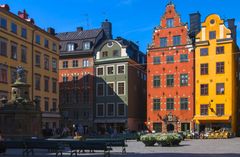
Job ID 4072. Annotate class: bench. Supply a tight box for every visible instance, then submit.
[69,141,112,157]
[2,140,28,156]
[25,139,64,157]
[86,138,127,154]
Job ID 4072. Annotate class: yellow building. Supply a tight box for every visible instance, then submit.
[0,5,60,130]
[194,14,238,134]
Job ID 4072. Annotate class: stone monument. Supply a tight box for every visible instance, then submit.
[0,66,42,139]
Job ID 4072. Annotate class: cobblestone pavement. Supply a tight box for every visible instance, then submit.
[3,138,240,157]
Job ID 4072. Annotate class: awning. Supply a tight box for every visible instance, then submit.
[94,118,127,123]
[193,115,231,121]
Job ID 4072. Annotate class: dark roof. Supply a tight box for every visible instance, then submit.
[56,29,102,41]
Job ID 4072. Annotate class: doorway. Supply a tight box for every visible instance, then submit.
[167,123,174,132]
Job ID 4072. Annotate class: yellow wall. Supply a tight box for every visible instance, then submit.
[194,14,237,133]
[0,9,60,129]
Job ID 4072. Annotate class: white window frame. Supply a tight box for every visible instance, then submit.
[117,64,125,75]
[106,103,115,117]
[106,65,115,76]
[117,103,126,117]
[96,66,104,76]
[117,81,125,95]
[96,103,105,117]
[96,82,105,97]
[83,42,91,50]
[67,43,74,52]
[107,82,115,96]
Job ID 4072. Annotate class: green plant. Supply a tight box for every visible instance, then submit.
[140,134,156,146]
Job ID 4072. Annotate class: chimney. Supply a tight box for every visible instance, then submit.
[0,4,10,11]
[77,27,83,32]
[47,27,55,35]
[227,19,237,43]
[189,12,201,36]
[18,9,29,19]
[102,19,112,39]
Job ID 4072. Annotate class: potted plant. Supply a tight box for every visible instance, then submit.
[140,134,156,146]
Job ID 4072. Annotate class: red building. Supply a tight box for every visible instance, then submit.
[57,20,112,133]
[147,2,195,133]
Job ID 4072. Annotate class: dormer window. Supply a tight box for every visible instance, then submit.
[67,43,74,52]
[83,42,91,50]
[166,18,174,28]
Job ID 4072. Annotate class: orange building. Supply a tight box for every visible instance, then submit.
[147,2,195,133]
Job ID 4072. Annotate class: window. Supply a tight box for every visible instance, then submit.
[97,83,104,96]
[200,104,208,115]
[180,54,188,62]
[166,18,174,28]
[216,83,224,95]
[107,103,114,116]
[96,104,104,117]
[216,62,224,74]
[97,67,104,76]
[83,75,89,87]
[0,17,7,29]
[166,56,174,64]
[52,99,57,112]
[107,82,114,96]
[153,57,161,65]
[180,98,188,110]
[44,39,49,48]
[72,60,78,67]
[113,50,120,57]
[52,58,57,72]
[173,36,181,46]
[34,74,41,90]
[52,78,57,93]
[44,77,49,92]
[0,38,7,56]
[52,43,57,52]
[83,42,91,50]
[67,43,74,51]
[107,66,114,75]
[83,89,89,104]
[166,98,174,110]
[181,123,190,132]
[216,104,224,116]
[44,98,49,112]
[180,74,188,86]
[35,53,41,67]
[11,42,17,60]
[153,76,160,88]
[153,99,160,110]
[21,27,27,39]
[216,46,224,54]
[160,37,167,47]
[153,123,162,133]
[63,61,68,68]
[117,65,125,74]
[73,76,78,82]
[209,31,216,39]
[200,63,208,75]
[63,76,68,82]
[200,84,208,96]
[117,103,125,116]
[117,82,125,95]
[102,51,108,57]
[11,22,17,34]
[200,48,208,56]
[21,46,27,63]
[35,35,41,44]
[0,65,7,83]
[166,75,174,87]
[44,55,49,70]
[83,59,89,67]
[10,68,17,83]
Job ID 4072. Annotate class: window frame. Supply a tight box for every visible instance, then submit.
[166,74,174,87]
[107,82,115,96]
[96,66,104,76]
[117,64,125,75]
[106,65,115,75]
[166,98,174,110]
[96,103,105,117]
[117,103,126,117]
[96,82,105,97]
[117,81,125,95]
[153,98,160,111]
[106,103,115,117]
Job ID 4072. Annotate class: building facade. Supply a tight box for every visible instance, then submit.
[147,2,195,133]
[57,20,111,133]
[0,5,60,130]
[94,37,146,133]
[194,14,238,134]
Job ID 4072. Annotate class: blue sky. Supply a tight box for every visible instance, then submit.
[2,0,240,52]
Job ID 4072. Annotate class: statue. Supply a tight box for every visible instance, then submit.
[16,66,25,82]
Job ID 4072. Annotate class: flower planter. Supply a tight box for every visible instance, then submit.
[142,140,156,146]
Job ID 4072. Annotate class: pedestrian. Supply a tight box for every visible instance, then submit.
[0,131,6,154]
